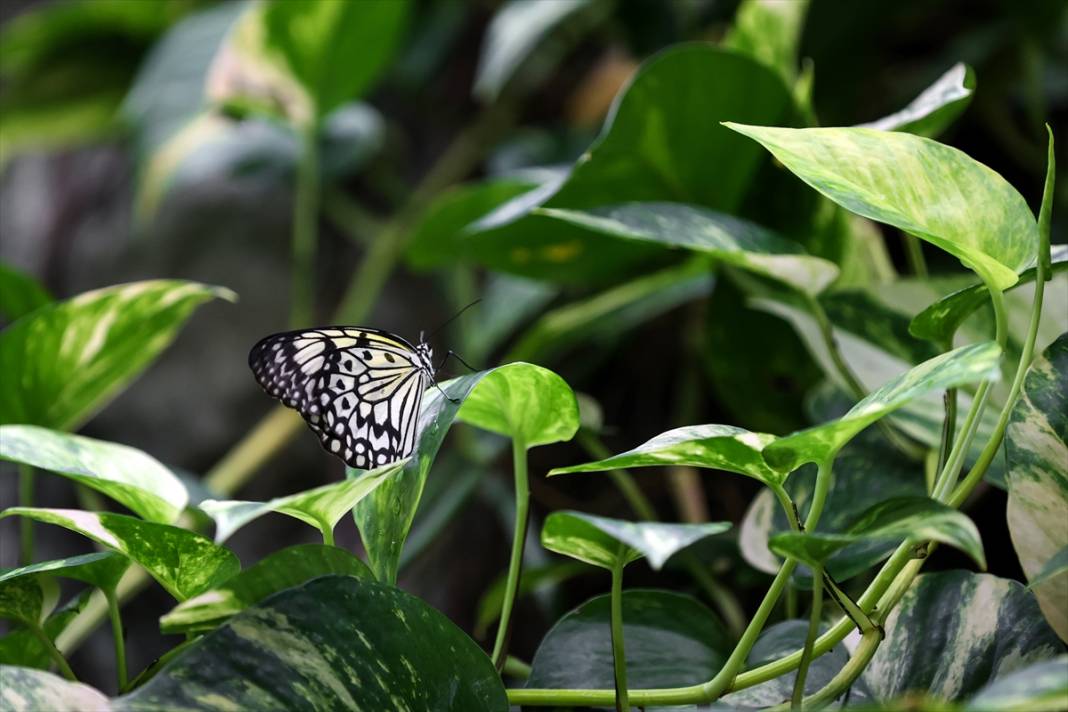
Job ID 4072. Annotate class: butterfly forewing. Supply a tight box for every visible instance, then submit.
[249,327,432,469]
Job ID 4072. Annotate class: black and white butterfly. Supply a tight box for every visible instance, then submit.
[249,326,441,470]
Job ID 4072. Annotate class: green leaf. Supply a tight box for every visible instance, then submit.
[0,552,129,593]
[963,655,1068,712]
[117,576,507,711]
[474,561,587,638]
[0,263,51,322]
[0,280,234,430]
[200,459,404,542]
[456,362,579,447]
[911,245,1068,344]
[724,0,809,83]
[506,258,712,363]
[551,424,783,486]
[526,589,730,690]
[723,124,1039,290]
[465,45,798,283]
[542,511,731,571]
[0,666,110,712]
[769,496,985,569]
[862,571,1064,702]
[0,426,188,524]
[160,544,372,634]
[0,508,239,602]
[763,341,1002,471]
[261,0,410,120]
[0,590,92,670]
[720,620,852,708]
[1006,332,1068,642]
[858,62,976,137]
[1029,546,1068,592]
[464,274,557,364]
[539,202,838,296]
[0,577,49,626]
[474,0,593,102]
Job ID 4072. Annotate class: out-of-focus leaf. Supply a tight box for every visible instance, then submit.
[763,342,1002,471]
[200,459,404,543]
[769,496,985,569]
[160,544,372,634]
[0,280,234,430]
[1029,546,1068,592]
[465,274,557,364]
[474,561,586,638]
[540,203,838,296]
[862,571,1064,702]
[0,589,92,670]
[724,0,809,83]
[0,552,129,594]
[0,577,48,627]
[725,124,1037,290]
[465,45,797,282]
[550,424,783,486]
[963,656,1068,712]
[0,508,239,602]
[117,576,508,711]
[858,63,976,137]
[542,511,730,570]
[0,666,111,712]
[0,426,187,524]
[506,257,712,363]
[457,362,579,447]
[474,0,593,102]
[0,263,51,322]
[526,589,730,690]
[1005,333,1068,642]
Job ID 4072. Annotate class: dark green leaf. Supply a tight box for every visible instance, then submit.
[763,341,1002,471]
[858,63,976,137]
[0,280,234,430]
[0,552,129,593]
[0,426,188,524]
[0,577,49,626]
[0,666,110,712]
[0,508,239,602]
[963,655,1068,711]
[526,589,730,690]
[539,202,838,295]
[769,496,985,569]
[0,263,51,322]
[200,459,405,542]
[1006,333,1068,641]
[542,511,731,571]
[117,576,507,711]
[724,124,1038,290]
[160,544,372,634]
[0,589,93,670]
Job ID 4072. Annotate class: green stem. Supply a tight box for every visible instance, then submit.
[105,589,127,690]
[902,234,928,277]
[785,584,798,620]
[767,627,882,712]
[290,121,321,327]
[491,437,529,669]
[321,524,335,547]
[578,432,657,521]
[18,464,34,566]
[791,567,823,709]
[803,457,836,531]
[503,655,532,680]
[30,623,76,681]
[610,553,630,712]
[935,386,958,486]
[823,572,875,633]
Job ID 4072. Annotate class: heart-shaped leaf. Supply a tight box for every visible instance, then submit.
[1006,332,1068,642]
[550,424,783,486]
[0,552,129,593]
[526,589,731,690]
[768,496,985,570]
[117,576,507,711]
[542,511,731,571]
[910,245,1068,344]
[0,666,110,712]
[0,590,92,670]
[724,124,1038,290]
[724,0,808,83]
[858,62,975,137]
[763,341,1002,471]
[0,280,234,430]
[200,459,404,543]
[161,544,372,634]
[963,655,1068,711]
[862,571,1063,702]
[0,508,239,602]
[0,426,187,524]
[539,203,838,296]
[0,262,51,322]
[456,362,579,447]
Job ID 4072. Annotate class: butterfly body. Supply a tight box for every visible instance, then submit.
[249,326,434,469]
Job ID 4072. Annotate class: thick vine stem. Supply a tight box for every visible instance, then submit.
[610,552,631,712]
[30,623,76,681]
[792,568,823,709]
[491,437,530,669]
[766,626,883,712]
[106,590,128,690]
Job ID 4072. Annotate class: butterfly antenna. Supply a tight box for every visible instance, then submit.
[425,299,481,341]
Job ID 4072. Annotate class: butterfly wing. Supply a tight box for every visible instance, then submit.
[249,327,430,468]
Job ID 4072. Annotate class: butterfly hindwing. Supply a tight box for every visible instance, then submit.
[249,327,432,469]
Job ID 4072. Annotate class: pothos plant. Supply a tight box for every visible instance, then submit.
[1,1,1067,711]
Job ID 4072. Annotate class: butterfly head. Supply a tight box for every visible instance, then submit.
[415,334,435,376]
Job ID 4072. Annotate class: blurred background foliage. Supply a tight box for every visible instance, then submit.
[0,0,1065,691]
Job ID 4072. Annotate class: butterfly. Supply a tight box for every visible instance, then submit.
[249,326,444,470]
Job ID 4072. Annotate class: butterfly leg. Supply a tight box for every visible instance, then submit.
[436,350,479,375]
[433,381,461,405]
